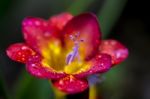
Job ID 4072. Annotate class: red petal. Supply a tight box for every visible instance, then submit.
[6,43,36,63]
[22,17,57,53]
[74,54,112,78]
[62,13,101,60]
[99,40,129,65]
[26,54,67,80]
[52,75,88,94]
[49,12,73,31]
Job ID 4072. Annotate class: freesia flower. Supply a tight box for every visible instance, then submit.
[6,12,128,94]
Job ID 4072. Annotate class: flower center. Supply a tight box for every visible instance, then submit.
[41,32,90,74]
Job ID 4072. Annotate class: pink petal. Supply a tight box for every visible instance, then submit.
[6,43,36,63]
[99,40,129,65]
[52,75,88,94]
[49,12,73,31]
[74,53,112,78]
[62,13,101,60]
[22,17,57,53]
[26,54,67,80]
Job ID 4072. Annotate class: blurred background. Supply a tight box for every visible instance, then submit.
[0,0,150,99]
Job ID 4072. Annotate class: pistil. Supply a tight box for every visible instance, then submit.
[66,33,83,65]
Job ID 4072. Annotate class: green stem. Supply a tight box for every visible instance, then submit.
[89,85,97,99]
[98,0,128,38]
[53,87,66,99]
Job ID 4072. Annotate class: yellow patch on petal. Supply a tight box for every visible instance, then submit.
[48,40,61,55]
[41,39,66,71]
[64,61,90,74]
